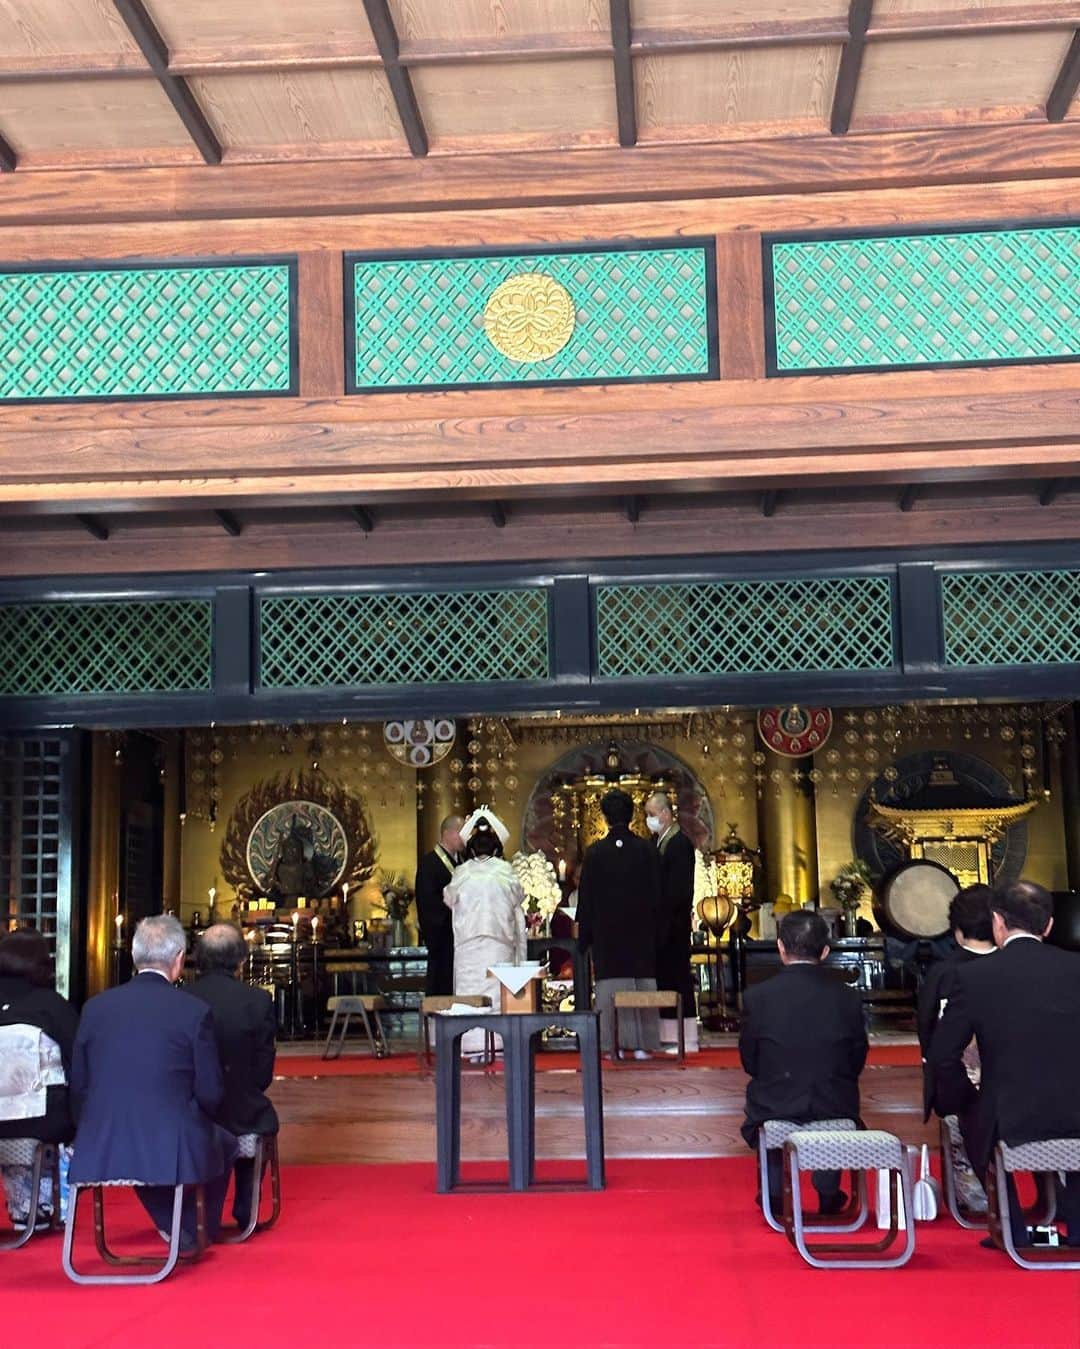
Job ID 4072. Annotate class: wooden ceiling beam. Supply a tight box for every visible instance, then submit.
[361,0,428,157]
[75,513,109,540]
[831,0,874,136]
[0,124,1075,225]
[610,0,638,148]
[1047,30,1080,121]
[112,0,222,166]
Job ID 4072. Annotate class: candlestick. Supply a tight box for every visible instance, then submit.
[311,915,320,941]
[291,911,300,939]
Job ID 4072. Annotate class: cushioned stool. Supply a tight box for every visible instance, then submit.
[322,994,389,1059]
[612,990,682,1063]
[417,995,493,1067]
[221,1133,281,1243]
[940,1115,988,1229]
[987,1138,1080,1269]
[62,1180,207,1285]
[758,1119,866,1234]
[783,1129,915,1268]
[0,1138,61,1250]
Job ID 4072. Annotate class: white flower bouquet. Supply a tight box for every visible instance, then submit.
[510,850,562,929]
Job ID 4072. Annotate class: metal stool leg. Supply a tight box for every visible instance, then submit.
[322,1009,342,1060]
[65,1184,186,1285]
[0,1142,49,1250]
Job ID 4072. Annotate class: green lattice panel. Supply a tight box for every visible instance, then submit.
[941,569,1080,667]
[768,225,1080,374]
[259,589,550,688]
[348,243,714,389]
[0,261,295,401]
[0,599,213,696]
[595,576,894,678]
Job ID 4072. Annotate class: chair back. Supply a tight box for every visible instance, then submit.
[0,1024,64,1122]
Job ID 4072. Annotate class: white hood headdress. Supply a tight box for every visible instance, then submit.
[459,804,510,847]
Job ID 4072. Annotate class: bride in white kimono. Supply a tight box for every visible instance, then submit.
[443,807,527,1055]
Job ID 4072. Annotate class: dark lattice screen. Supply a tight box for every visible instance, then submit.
[0,736,73,995]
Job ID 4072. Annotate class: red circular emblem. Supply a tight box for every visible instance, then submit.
[756,706,833,758]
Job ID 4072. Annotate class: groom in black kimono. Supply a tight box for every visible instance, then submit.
[645,791,699,1053]
[415,814,464,995]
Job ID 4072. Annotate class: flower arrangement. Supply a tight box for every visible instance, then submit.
[376,869,415,922]
[830,859,873,912]
[693,850,719,911]
[510,850,562,931]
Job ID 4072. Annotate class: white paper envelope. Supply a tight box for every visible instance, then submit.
[487,961,545,995]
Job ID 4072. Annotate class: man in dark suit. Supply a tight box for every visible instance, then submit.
[645,792,699,1053]
[415,814,464,995]
[577,789,663,1057]
[190,924,278,1231]
[740,909,868,1214]
[917,883,996,1119]
[69,914,236,1248]
[930,880,1080,1247]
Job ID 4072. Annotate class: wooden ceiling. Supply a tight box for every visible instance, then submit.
[0,0,1076,171]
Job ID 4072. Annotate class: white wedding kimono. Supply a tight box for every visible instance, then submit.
[443,856,527,1053]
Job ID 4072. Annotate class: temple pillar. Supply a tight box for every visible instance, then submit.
[85,732,122,996]
[1060,704,1080,892]
[757,751,819,912]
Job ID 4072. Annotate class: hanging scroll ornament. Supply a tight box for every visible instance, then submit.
[756,706,833,758]
[383,718,457,768]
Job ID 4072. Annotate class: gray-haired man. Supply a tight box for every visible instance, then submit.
[69,914,236,1248]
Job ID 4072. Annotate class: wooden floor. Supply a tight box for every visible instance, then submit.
[269,1061,935,1166]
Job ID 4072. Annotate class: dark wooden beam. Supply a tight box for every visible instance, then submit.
[350,505,375,532]
[610,0,638,148]
[831,0,874,135]
[75,514,109,540]
[761,490,780,517]
[1047,30,1080,122]
[490,501,507,528]
[214,509,242,536]
[361,0,429,157]
[625,495,641,523]
[0,131,15,173]
[112,0,222,165]
[1039,478,1064,506]
[898,484,920,512]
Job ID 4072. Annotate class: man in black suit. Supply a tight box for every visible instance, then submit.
[69,915,236,1248]
[190,924,278,1231]
[577,789,663,1057]
[415,814,464,995]
[740,909,868,1214]
[645,791,699,1053]
[917,883,996,1118]
[930,880,1080,1248]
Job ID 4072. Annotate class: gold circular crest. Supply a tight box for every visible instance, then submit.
[483,273,576,364]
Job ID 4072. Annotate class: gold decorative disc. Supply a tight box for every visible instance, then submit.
[482,272,576,364]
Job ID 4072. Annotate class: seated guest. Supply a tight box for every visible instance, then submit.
[930,880,1080,1249]
[0,929,79,1231]
[443,807,526,1058]
[917,884,995,1213]
[576,789,663,1058]
[740,910,868,1216]
[190,924,279,1232]
[69,914,236,1248]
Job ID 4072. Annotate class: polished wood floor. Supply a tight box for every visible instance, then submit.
[269,1057,935,1166]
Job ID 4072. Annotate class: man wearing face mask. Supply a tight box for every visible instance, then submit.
[645,792,699,1053]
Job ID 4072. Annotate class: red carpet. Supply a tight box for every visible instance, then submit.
[14,1158,1077,1348]
[277,1042,922,1077]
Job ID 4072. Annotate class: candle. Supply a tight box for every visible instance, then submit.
[208,886,217,912]
[114,912,124,937]
[291,911,299,932]
[311,915,320,940]
[342,881,349,904]
[557,858,567,883]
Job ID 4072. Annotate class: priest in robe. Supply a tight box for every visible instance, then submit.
[645,791,700,1053]
[415,814,464,996]
[443,807,527,1056]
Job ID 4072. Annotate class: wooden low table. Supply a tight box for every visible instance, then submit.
[433,1009,605,1194]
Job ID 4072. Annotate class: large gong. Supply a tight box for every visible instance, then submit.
[876,859,960,942]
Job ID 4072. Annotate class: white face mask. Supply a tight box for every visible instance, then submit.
[646,815,664,835]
